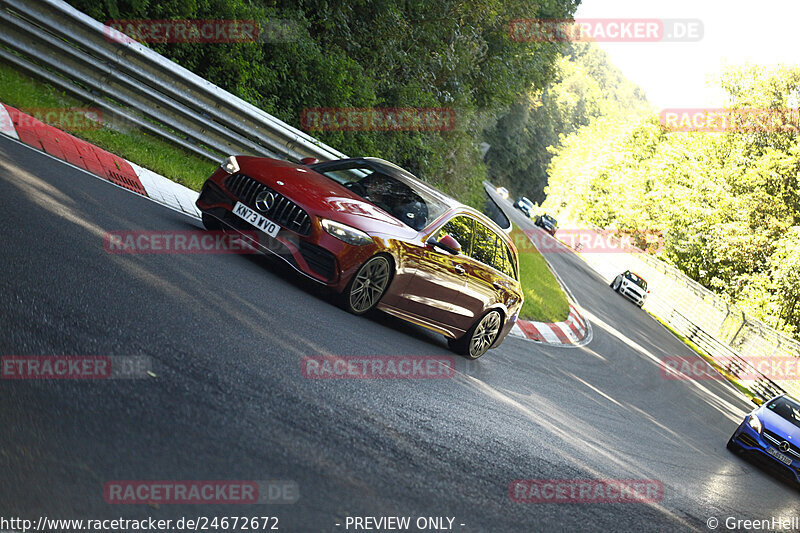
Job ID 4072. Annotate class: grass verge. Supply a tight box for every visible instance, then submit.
[0,60,216,190]
[511,228,570,323]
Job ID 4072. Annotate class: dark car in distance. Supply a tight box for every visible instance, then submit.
[196,155,524,358]
[535,213,558,235]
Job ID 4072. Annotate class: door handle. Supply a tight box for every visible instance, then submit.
[454,264,466,275]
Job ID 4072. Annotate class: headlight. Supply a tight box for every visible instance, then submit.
[747,413,763,434]
[321,219,373,246]
[221,155,240,174]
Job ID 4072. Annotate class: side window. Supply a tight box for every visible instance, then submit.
[494,240,517,279]
[471,223,497,267]
[436,216,473,255]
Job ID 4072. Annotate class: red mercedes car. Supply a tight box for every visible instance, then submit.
[196,156,523,358]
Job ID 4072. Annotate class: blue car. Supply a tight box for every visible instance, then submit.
[728,393,800,485]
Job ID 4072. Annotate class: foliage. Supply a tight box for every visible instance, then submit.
[544,63,800,338]
[484,42,650,203]
[66,0,582,207]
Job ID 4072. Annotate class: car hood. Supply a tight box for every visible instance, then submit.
[622,282,646,296]
[237,156,418,237]
[759,407,800,441]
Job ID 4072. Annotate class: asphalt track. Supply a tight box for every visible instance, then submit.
[1,135,797,532]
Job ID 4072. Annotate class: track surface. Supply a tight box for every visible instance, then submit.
[1,136,797,532]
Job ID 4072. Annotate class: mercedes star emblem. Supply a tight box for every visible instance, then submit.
[255,190,276,212]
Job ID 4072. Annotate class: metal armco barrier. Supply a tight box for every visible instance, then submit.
[0,0,347,164]
[664,310,784,400]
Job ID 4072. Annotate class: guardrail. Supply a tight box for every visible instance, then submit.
[0,0,347,164]
[559,226,800,401]
[659,309,784,400]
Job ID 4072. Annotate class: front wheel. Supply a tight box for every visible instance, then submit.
[448,310,503,360]
[341,255,391,315]
[726,435,742,454]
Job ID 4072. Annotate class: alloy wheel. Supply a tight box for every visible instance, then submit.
[468,310,502,359]
[348,256,391,314]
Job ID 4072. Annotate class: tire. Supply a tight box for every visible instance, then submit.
[340,255,392,315]
[448,309,503,360]
[202,213,222,231]
[611,277,621,291]
[727,435,742,454]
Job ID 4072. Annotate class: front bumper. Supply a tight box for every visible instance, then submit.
[618,285,646,306]
[196,170,375,292]
[730,423,800,484]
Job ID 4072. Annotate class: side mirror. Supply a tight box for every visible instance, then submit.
[752,397,764,406]
[300,157,319,166]
[426,234,461,255]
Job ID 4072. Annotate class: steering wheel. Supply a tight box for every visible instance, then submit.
[344,181,367,197]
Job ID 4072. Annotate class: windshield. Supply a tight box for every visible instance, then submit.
[543,215,557,225]
[766,396,800,429]
[625,272,647,290]
[311,161,450,231]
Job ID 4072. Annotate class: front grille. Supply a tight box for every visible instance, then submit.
[298,240,337,280]
[737,433,758,447]
[225,173,312,235]
[622,289,642,301]
[763,430,800,458]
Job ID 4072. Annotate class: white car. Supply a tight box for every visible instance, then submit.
[496,186,509,199]
[514,197,534,217]
[611,270,649,307]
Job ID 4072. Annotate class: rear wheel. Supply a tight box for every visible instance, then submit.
[612,277,622,292]
[448,310,503,360]
[341,255,391,315]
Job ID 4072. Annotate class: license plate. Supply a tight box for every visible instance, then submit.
[767,446,793,466]
[232,202,279,238]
